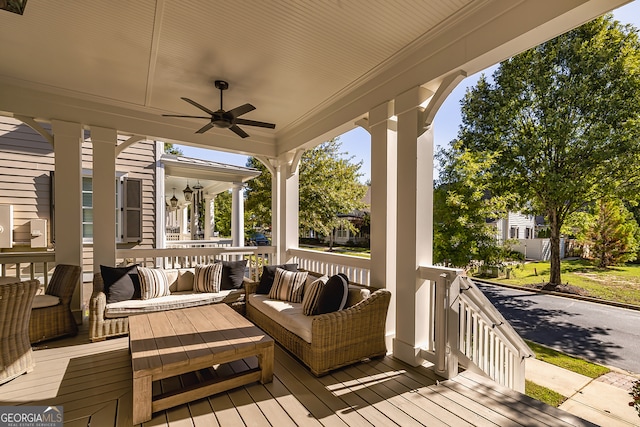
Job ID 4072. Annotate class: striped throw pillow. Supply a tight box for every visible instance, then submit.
[269,268,308,303]
[194,263,223,293]
[302,275,328,315]
[137,267,170,300]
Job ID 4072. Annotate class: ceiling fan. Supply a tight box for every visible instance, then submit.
[163,80,276,138]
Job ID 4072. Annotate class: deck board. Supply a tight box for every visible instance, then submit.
[0,326,595,427]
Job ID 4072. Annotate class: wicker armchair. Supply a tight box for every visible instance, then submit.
[0,279,39,385]
[29,264,81,344]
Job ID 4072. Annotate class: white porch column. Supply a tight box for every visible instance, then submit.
[231,182,244,246]
[181,205,188,237]
[368,101,398,350]
[91,126,117,268]
[393,86,434,366]
[268,154,300,264]
[51,120,83,323]
[155,141,166,248]
[204,194,214,239]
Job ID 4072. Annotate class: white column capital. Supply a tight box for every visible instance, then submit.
[394,86,433,116]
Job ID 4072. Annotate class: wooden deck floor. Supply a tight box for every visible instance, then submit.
[0,330,594,426]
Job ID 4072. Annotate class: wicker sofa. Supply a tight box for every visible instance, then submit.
[245,274,391,376]
[89,267,245,342]
[0,279,39,385]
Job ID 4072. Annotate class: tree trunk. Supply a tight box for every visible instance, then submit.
[545,209,562,290]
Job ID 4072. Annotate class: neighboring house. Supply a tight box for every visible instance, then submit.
[0,117,260,278]
[327,186,371,246]
[489,212,564,261]
[491,212,536,242]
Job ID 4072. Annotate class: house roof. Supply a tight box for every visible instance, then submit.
[161,153,260,202]
[0,1,627,159]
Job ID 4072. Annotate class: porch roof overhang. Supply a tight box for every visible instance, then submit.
[0,0,630,157]
[162,153,261,201]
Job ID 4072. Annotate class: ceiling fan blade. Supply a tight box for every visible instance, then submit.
[230,125,250,138]
[162,114,211,119]
[235,118,276,129]
[227,103,255,118]
[195,122,215,134]
[181,97,217,115]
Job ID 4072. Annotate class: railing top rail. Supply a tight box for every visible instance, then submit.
[418,265,464,282]
[288,247,371,269]
[117,246,276,257]
[0,252,56,263]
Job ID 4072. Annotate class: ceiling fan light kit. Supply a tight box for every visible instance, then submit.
[162,80,276,138]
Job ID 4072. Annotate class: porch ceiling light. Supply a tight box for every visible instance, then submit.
[183,182,193,202]
[193,180,203,190]
[0,0,27,15]
[170,188,178,208]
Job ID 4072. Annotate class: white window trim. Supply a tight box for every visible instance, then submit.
[82,170,128,244]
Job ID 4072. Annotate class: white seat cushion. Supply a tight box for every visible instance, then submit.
[32,294,60,309]
[248,294,314,343]
[104,289,242,318]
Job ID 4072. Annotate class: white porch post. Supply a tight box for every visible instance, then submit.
[368,101,398,350]
[91,126,117,268]
[267,154,300,264]
[52,120,83,323]
[231,182,244,246]
[155,141,166,248]
[392,86,434,366]
[181,205,188,238]
[204,194,214,239]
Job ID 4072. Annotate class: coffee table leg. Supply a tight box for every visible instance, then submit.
[258,345,274,383]
[133,375,152,424]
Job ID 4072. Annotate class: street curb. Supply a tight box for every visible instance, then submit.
[472,277,640,312]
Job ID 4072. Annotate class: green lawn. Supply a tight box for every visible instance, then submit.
[486,259,640,306]
[524,340,609,407]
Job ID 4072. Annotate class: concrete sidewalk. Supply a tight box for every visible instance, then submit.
[526,358,640,426]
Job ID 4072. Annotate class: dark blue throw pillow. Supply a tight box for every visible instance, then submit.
[100,264,140,303]
[256,263,298,294]
[315,274,349,315]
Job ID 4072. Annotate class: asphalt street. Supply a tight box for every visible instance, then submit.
[475,282,640,374]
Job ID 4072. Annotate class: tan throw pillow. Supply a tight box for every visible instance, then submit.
[137,267,170,300]
[302,275,328,315]
[269,268,308,303]
[194,263,223,293]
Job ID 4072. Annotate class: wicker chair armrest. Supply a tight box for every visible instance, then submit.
[90,273,107,321]
[311,289,391,346]
[244,279,259,296]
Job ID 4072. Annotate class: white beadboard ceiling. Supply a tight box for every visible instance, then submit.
[0,0,629,157]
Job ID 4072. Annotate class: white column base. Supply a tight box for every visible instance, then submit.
[392,338,426,367]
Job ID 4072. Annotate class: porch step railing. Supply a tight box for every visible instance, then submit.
[419,266,532,392]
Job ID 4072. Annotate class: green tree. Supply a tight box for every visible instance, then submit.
[164,143,183,155]
[244,139,367,247]
[434,140,509,267]
[214,190,232,237]
[588,198,639,267]
[457,15,640,288]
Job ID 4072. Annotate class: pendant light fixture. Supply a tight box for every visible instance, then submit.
[183,181,193,202]
[170,188,178,208]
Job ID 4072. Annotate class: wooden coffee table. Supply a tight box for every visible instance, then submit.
[129,303,274,424]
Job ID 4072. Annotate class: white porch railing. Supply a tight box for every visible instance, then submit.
[288,248,371,286]
[116,246,276,281]
[0,251,56,286]
[419,266,532,392]
[165,239,233,248]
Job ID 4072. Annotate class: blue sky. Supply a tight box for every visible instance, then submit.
[177,2,640,183]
